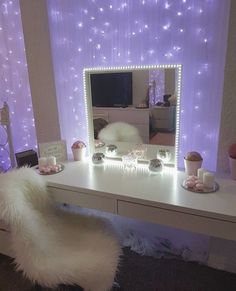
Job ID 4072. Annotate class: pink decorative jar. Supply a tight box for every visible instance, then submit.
[71,141,86,161]
[184,151,203,176]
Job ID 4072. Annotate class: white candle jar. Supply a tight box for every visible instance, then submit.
[47,156,57,166]
[197,168,206,183]
[38,157,48,171]
[203,172,215,189]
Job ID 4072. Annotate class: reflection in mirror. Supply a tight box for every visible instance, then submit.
[83,65,182,167]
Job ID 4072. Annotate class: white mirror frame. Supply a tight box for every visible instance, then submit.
[83,64,182,168]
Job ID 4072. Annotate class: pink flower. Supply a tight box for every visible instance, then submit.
[71,140,86,149]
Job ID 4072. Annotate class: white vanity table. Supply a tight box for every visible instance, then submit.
[77,64,236,242]
[44,160,236,242]
[1,158,236,258]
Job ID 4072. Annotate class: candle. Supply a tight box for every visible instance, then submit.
[203,172,215,189]
[197,168,206,183]
[38,157,48,170]
[47,156,57,166]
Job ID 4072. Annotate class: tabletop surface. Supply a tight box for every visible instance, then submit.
[42,160,236,223]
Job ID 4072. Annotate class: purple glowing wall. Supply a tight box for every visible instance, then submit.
[1,1,229,171]
[47,0,230,171]
[0,0,37,171]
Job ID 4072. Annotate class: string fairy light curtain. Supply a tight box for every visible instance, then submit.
[47,0,230,171]
[0,0,37,170]
[149,69,165,105]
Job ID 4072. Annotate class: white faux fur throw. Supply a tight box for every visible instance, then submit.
[0,167,121,291]
[98,121,143,143]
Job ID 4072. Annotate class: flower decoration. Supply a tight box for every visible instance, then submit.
[185,151,202,161]
[71,140,86,149]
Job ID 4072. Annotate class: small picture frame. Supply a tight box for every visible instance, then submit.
[38,140,68,162]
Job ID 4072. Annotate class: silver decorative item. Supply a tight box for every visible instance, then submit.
[92,153,105,164]
[149,158,163,172]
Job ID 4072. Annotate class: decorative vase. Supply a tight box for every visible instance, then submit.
[229,157,236,180]
[184,159,203,176]
[72,147,86,161]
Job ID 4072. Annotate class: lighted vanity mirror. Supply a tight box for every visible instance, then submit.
[83,64,182,166]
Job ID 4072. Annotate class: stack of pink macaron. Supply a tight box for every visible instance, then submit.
[185,175,204,191]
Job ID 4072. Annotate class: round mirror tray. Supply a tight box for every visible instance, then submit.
[181,179,219,194]
[36,164,64,175]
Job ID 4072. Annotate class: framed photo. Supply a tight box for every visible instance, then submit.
[38,140,68,162]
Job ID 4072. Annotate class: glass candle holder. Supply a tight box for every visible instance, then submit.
[157,149,171,163]
[132,144,147,159]
[122,153,138,171]
[106,144,118,157]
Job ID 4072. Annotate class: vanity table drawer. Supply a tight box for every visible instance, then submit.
[49,187,117,214]
[117,201,236,241]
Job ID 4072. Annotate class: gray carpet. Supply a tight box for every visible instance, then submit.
[1,248,236,291]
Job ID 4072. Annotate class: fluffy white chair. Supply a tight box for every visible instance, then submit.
[98,122,143,143]
[0,167,121,291]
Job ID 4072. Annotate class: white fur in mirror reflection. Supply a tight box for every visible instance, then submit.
[98,121,143,143]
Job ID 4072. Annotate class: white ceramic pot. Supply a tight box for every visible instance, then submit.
[72,147,86,161]
[184,159,202,176]
[229,157,236,180]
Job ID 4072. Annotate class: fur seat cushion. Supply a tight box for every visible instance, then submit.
[0,167,121,291]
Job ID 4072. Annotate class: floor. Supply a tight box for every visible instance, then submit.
[1,248,236,291]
